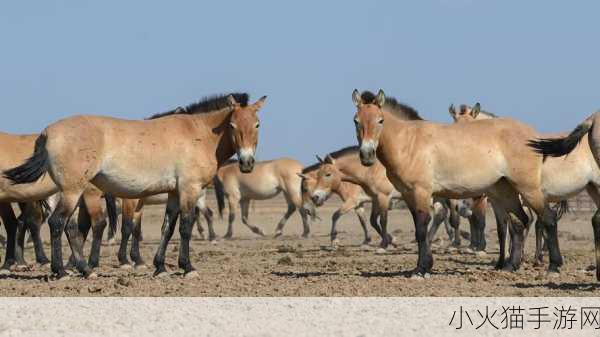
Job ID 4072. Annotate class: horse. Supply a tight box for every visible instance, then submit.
[528,111,600,280]
[352,89,557,277]
[306,147,458,251]
[213,158,313,239]
[117,190,213,268]
[0,132,114,273]
[4,93,267,279]
[300,162,375,247]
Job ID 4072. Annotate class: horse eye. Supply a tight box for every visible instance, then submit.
[353,118,359,125]
[255,122,260,129]
[378,118,384,125]
[325,173,332,177]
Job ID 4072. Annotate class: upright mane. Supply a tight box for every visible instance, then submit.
[328,145,359,159]
[361,91,422,121]
[302,162,321,174]
[148,93,249,120]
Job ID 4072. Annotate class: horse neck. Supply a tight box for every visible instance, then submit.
[191,108,236,165]
[335,154,366,185]
[378,110,416,168]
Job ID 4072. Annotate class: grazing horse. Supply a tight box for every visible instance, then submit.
[4,93,267,278]
[352,89,557,277]
[117,190,213,268]
[0,132,112,272]
[213,158,313,239]
[300,162,375,247]
[528,111,600,280]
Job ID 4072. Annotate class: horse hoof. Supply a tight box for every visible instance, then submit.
[462,247,475,255]
[475,250,487,258]
[119,264,133,270]
[274,231,283,238]
[410,272,430,280]
[185,271,200,279]
[154,271,170,279]
[134,264,147,271]
[502,264,516,273]
[14,264,30,272]
[251,228,266,237]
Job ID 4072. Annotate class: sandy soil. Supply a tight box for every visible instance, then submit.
[1,193,599,297]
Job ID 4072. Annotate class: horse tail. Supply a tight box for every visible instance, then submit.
[213,175,226,219]
[528,114,595,159]
[4,134,49,184]
[104,194,118,239]
[553,200,570,221]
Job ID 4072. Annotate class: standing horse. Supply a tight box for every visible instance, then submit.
[300,162,375,247]
[213,158,313,239]
[352,89,557,277]
[528,111,600,280]
[5,93,267,278]
[0,132,112,272]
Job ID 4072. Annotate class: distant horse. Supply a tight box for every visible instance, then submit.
[5,93,267,278]
[300,162,374,247]
[352,89,557,277]
[214,158,313,239]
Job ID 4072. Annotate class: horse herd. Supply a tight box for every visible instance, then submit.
[0,90,599,284]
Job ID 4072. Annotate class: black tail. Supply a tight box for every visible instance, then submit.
[104,194,118,239]
[553,200,570,221]
[527,116,593,159]
[213,176,225,219]
[4,134,49,184]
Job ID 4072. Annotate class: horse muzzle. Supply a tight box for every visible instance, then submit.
[359,142,377,166]
[311,190,327,206]
[238,149,256,173]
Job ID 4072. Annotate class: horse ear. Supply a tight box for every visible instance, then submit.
[325,155,335,164]
[253,96,268,111]
[352,89,362,107]
[226,95,238,107]
[375,89,386,108]
[448,104,457,118]
[471,103,481,119]
[316,155,324,163]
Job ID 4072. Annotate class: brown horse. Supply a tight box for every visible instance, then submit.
[300,162,375,247]
[5,93,266,278]
[352,89,557,277]
[0,132,113,272]
[214,158,312,239]
[528,111,600,280]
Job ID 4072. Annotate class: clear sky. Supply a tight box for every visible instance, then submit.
[1,1,598,164]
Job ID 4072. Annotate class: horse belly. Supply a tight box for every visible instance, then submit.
[93,170,177,198]
[238,177,281,200]
[433,169,501,199]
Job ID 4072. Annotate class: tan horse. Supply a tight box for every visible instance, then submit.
[214,158,312,239]
[117,190,213,268]
[300,162,374,247]
[0,132,112,272]
[352,89,557,277]
[5,93,267,278]
[528,111,600,280]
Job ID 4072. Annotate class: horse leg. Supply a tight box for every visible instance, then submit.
[223,196,238,239]
[448,201,461,247]
[470,197,487,252]
[178,188,202,277]
[65,199,91,270]
[118,199,135,267]
[83,193,108,269]
[14,204,29,270]
[355,205,371,245]
[0,203,19,271]
[274,203,296,238]
[130,204,145,267]
[405,187,434,277]
[24,202,50,265]
[240,199,265,236]
[427,200,448,246]
[587,185,600,281]
[533,217,545,266]
[490,201,509,270]
[196,195,216,242]
[377,194,395,249]
[152,193,179,276]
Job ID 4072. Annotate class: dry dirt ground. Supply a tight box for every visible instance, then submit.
[1,193,600,297]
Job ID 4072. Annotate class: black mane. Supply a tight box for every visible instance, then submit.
[302,162,321,174]
[329,145,359,159]
[361,91,422,121]
[148,93,249,120]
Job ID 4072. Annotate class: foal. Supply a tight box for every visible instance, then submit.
[5,93,267,278]
[352,90,557,277]
[214,158,312,239]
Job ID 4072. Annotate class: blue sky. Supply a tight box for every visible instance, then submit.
[1,1,599,164]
